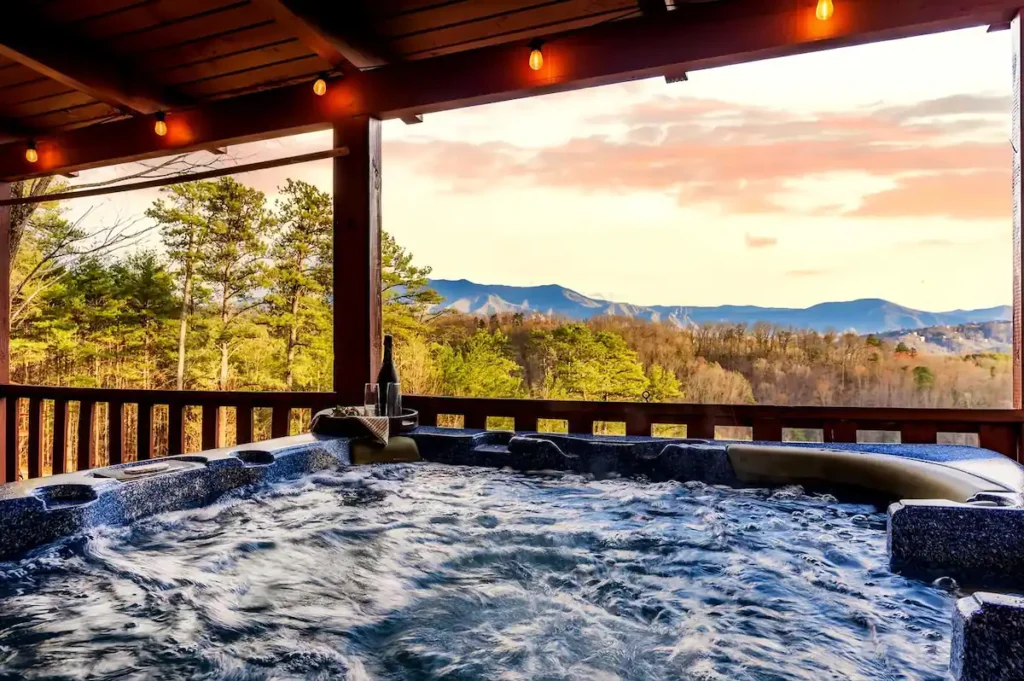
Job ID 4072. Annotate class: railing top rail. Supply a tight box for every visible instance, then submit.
[2,385,1022,423]
[0,384,335,407]
[405,395,1024,424]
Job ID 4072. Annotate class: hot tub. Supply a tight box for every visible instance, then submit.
[0,428,1022,679]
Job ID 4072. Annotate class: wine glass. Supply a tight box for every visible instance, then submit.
[363,383,379,416]
[384,382,402,417]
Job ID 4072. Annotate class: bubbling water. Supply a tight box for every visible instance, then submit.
[0,464,955,680]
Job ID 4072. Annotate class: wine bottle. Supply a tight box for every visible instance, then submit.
[376,335,400,416]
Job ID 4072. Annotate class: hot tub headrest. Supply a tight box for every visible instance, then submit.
[727,444,1008,503]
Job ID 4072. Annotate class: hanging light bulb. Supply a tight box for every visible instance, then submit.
[154,111,167,137]
[25,140,38,164]
[313,75,327,96]
[816,0,834,21]
[528,39,544,71]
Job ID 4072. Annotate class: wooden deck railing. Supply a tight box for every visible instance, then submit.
[1,385,1021,482]
[405,395,1024,462]
[0,385,335,483]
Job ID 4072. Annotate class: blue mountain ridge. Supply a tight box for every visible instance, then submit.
[428,278,1011,335]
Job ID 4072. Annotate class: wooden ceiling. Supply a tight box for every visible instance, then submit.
[0,0,1020,179]
[0,0,660,140]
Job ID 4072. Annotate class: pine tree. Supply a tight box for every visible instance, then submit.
[199,178,274,391]
[148,182,214,390]
[267,180,332,389]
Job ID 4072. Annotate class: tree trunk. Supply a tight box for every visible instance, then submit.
[176,268,193,391]
[220,342,229,391]
[218,286,229,391]
[285,292,300,389]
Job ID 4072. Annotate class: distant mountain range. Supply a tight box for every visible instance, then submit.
[428,279,1011,335]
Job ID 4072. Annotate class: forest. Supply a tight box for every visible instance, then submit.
[8,174,1012,429]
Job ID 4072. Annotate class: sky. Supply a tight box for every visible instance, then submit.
[63,26,1013,312]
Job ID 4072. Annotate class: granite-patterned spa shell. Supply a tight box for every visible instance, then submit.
[1,427,1024,680]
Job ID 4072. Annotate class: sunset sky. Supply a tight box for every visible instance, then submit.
[66,26,1012,312]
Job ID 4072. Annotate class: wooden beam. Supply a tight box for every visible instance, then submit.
[1014,11,1023,410]
[0,148,350,207]
[637,0,669,16]
[0,5,189,115]
[0,116,31,145]
[663,65,689,83]
[250,0,390,71]
[332,117,382,406]
[0,0,1020,179]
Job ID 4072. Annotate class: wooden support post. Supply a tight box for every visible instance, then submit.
[0,182,10,482]
[1014,11,1024,410]
[333,117,382,408]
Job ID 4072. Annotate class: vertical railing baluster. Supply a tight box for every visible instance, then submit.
[76,401,95,472]
[566,415,591,436]
[271,407,289,439]
[980,424,1018,460]
[201,404,219,450]
[625,411,648,437]
[4,397,17,482]
[753,418,783,442]
[514,415,536,432]
[900,422,937,445]
[826,421,857,444]
[236,405,253,445]
[136,402,152,461]
[688,416,715,440]
[27,397,42,479]
[168,403,183,456]
[52,398,67,475]
[108,400,124,466]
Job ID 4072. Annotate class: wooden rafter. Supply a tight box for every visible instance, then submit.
[250,0,390,72]
[0,116,30,146]
[0,5,189,115]
[1,0,1021,179]
[637,0,670,15]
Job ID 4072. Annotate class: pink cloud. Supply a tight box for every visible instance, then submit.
[745,233,778,249]
[385,94,1010,221]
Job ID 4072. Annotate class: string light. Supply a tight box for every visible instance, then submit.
[154,111,167,137]
[816,0,834,21]
[25,140,38,164]
[528,39,544,71]
[313,75,327,96]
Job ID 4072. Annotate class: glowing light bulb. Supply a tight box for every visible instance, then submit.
[154,112,167,137]
[313,76,327,96]
[25,142,38,164]
[816,0,834,21]
[528,39,544,71]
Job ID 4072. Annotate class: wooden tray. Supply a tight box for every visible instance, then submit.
[310,408,419,437]
[388,408,419,435]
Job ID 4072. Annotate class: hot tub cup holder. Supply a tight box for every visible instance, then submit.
[231,450,276,467]
[32,484,98,510]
